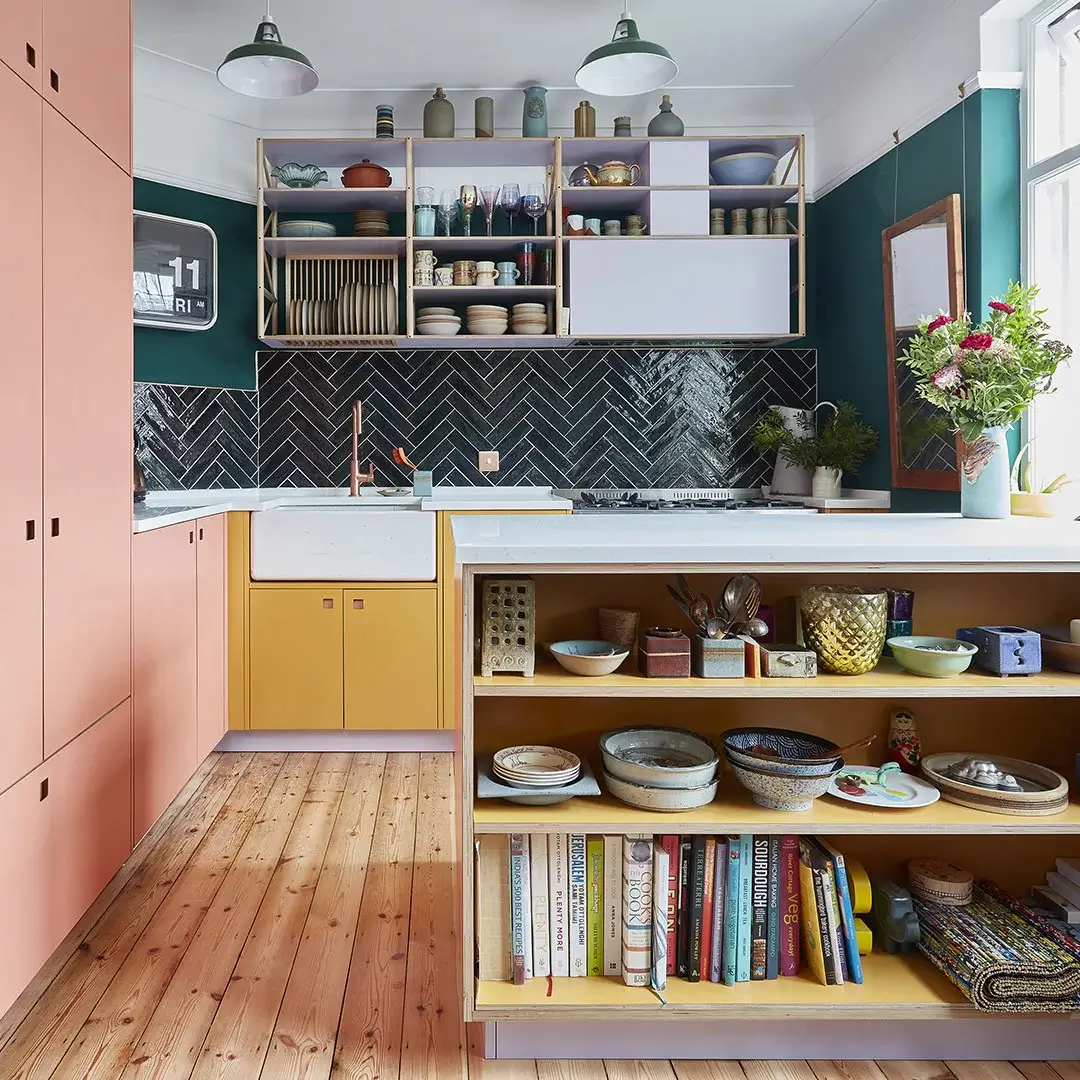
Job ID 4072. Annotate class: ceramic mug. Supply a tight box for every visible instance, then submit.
[603,219,621,236]
[496,261,520,285]
[476,260,498,286]
[414,266,434,287]
[434,266,454,286]
[751,207,769,235]
[453,259,477,285]
[415,249,437,270]
[585,217,601,236]
[566,213,585,234]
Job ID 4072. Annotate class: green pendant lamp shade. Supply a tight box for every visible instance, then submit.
[217,12,319,98]
[575,9,677,97]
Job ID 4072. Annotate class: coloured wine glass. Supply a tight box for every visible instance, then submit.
[522,182,547,235]
[437,189,457,237]
[459,184,478,237]
[499,183,522,236]
[479,185,500,237]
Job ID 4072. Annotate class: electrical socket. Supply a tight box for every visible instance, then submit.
[478,451,500,473]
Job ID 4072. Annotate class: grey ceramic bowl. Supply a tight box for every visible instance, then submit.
[603,770,719,812]
[723,745,840,778]
[600,726,718,789]
[722,727,842,775]
[725,754,841,811]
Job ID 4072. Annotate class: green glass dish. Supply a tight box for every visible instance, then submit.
[888,636,978,678]
[272,163,328,188]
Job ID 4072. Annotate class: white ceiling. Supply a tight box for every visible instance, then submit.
[134,0,886,92]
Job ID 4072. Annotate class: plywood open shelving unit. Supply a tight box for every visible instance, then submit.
[255,134,806,350]
[458,561,1080,1024]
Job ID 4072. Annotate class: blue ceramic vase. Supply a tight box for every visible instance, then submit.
[959,425,1010,519]
[522,86,548,137]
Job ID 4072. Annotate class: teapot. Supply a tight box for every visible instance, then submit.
[585,160,641,187]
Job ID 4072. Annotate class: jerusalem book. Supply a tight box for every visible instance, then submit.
[816,837,863,983]
[700,837,716,980]
[621,833,654,986]
[509,833,530,985]
[530,833,551,978]
[604,835,623,976]
[661,835,680,976]
[750,835,770,980]
[797,837,836,986]
[765,835,781,980]
[476,835,511,982]
[568,833,588,977]
[736,834,754,982]
[687,835,707,981]
[652,841,670,993]
[779,835,801,977]
[721,837,741,986]
[1057,857,1080,890]
[549,833,570,977]
[676,837,692,976]
[587,836,604,976]
[709,838,728,983]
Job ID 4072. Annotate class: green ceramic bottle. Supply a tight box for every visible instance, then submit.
[647,94,684,136]
[423,87,454,138]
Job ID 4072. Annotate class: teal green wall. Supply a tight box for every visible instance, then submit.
[134,180,258,390]
[812,89,1021,511]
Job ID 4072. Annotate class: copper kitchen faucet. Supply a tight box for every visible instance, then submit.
[349,398,375,495]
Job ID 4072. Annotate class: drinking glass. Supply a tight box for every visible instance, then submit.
[437,189,457,237]
[459,184,478,237]
[415,185,435,208]
[479,184,500,237]
[522,182,547,235]
[499,183,522,236]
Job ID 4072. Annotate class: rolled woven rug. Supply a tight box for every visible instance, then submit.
[914,881,1080,1011]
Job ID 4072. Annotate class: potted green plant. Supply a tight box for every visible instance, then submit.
[1010,438,1071,518]
[753,402,878,500]
[899,283,1072,519]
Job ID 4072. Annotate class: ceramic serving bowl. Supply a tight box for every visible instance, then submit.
[600,726,718,789]
[709,151,778,186]
[416,307,456,318]
[467,320,508,336]
[603,770,718,812]
[549,640,629,676]
[888,636,977,678]
[416,320,461,336]
[725,754,841,811]
[512,323,548,335]
[721,727,842,776]
[277,220,336,238]
[341,159,392,188]
[272,163,328,188]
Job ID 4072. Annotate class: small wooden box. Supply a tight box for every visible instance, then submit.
[692,635,745,679]
[760,644,818,678]
[638,627,690,678]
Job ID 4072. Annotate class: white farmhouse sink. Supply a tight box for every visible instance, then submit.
[251,506,436,581]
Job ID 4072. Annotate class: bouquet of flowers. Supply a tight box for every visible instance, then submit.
[900,283,1071,446]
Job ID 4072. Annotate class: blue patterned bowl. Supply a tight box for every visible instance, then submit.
[722,727,842,776]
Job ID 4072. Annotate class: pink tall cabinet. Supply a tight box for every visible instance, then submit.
[0,0,133,1020]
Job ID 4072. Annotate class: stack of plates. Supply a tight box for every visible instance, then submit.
[334,280,398,336]
[286,298,341,335]
[512,303,548,335]
[353,210,389,237]
[492,745,581,788]
[416,306,461,336]
[467,304,508,336]
[278,220,336,238]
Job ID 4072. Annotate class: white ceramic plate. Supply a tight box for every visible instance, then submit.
[828,765,941,809]
[385,281,397,334]
[300,299,309,336]
[493,745,580,781]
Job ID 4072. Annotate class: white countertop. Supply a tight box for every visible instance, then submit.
[133,486,571,533]
[451,512,1080,568]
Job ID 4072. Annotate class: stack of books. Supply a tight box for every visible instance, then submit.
[1031,857,1080,925]
[476,832,866,988]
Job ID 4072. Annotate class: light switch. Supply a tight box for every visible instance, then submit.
[479,451,500,473]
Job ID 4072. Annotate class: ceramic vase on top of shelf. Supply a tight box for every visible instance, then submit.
[959,426,1011,519]
[647,94,684,136]
[522,86,548,137]
[474,96,494,138]
[574,100,596,137]
[423,88,455,138]
[811,466,842,500]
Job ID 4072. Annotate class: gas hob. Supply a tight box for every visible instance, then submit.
[557,489,818,515]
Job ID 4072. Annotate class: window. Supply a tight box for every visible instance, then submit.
[1024,0,1080,494]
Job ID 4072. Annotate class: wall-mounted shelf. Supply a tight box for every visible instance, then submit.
[262,187,409,211]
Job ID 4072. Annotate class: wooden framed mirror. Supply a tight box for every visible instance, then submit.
[882,194,964,490]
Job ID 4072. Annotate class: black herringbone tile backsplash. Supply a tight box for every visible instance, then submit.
[136,346,816,490]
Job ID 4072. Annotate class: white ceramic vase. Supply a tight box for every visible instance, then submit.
[812,466,842,500]
[770,406,812,495]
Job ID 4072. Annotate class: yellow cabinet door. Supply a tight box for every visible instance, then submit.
[249,589,343,730]
[344,588,438,730]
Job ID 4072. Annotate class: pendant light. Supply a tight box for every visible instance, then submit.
[575,8,677,97]
[216,11,319,98]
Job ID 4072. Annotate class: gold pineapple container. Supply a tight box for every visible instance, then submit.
[799,585,888,676]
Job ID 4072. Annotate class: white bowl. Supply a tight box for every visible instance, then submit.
[600,726,718,789]
[417,306,456,317]
[549,640,629,676]
[467,321,508,336]
[417,321,461,336]
[603,770,719,812]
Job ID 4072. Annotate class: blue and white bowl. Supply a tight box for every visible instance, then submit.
[277,219,336,238]
[722,727,842,776]
[709,151,779,186]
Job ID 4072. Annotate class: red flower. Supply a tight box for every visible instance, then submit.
[927,315,953,333]
[959,332,994,351]
[989,300,1016,314]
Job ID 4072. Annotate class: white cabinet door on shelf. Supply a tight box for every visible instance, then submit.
[568,237,790,337]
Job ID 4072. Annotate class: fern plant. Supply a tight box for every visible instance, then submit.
[752,402,878,474]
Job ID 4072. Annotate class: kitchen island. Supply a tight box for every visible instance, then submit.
[453,513,1080,1060]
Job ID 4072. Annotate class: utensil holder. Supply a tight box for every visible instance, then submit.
[692,635,745,679]
[480,578,535,678]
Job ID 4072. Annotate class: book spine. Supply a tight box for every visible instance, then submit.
[549,833,569,977]
[587,837,604,977]
[521,835,534,979]
[509,833,529,985]
[621,834,654,986]
[797,839,827,985]
[721,838,740,986]
[700,838,716,981]
[709,840,727,982]
[736,834,753,983]
[779,835,801,977]
[822,841,862,984]
[750,835,769,980]
[1048,871,1080,910]
[1056,858,1080,891]
[652,842,669,993]
[530,833,550,978]
[604,835,622,976]
[661,835,679,976]
[816,861,842,985]
[676,838,692,977]
[1033,885,1080,924]
[568,834,588,977]
[687,836,707,981]
[476,835,511,982]
[765,835,780,981]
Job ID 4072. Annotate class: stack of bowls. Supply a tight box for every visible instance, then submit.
[353,210,389,237]
[512,303,548,335]
[416,306,461,336]
[493,745,581,788]
[722,727,843,811]
[600,727,719,812]
[467,304,508,336]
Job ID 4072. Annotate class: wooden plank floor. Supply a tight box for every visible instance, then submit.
[0,751,1075,1080]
